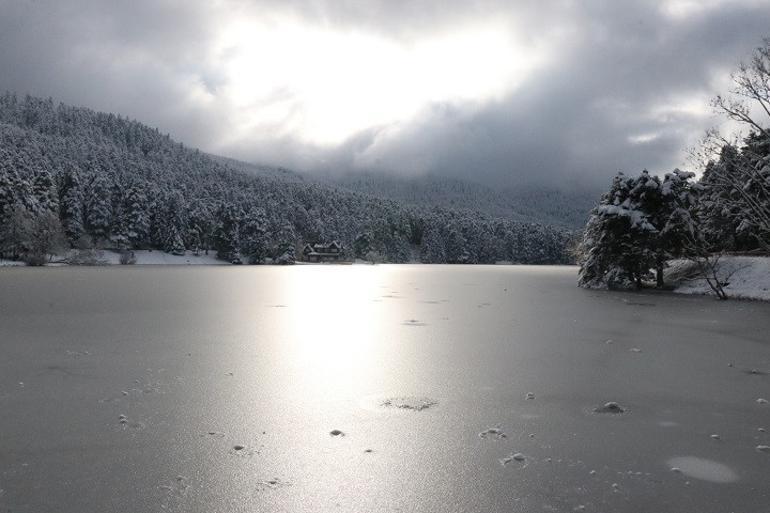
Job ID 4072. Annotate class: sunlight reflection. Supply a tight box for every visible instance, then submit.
[283,266,384,395]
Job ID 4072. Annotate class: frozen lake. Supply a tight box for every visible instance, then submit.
[1,265,769,512]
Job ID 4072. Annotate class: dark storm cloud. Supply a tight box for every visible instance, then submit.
[341,0,770,188]
[1,0,769,188]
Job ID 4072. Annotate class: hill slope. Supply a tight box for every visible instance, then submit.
[315,172,597,229]
[0,93,572,264]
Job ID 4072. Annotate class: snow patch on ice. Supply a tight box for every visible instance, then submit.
[381,396,437,411]
[665,456,738,483]
[593,401,626,414]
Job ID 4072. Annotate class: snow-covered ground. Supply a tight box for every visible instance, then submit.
[0,259,25,267]
[666,256,770,301]
[99,250,225,265]
[1,250,226,266]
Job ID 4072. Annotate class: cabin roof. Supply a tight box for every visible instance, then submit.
[304,241,341,250]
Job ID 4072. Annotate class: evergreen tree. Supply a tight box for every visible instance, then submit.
[31,169,58,214]
[273,222,296,264]
[123,184,149,247]
[420,227,446,263]
[58,168,85,244]
[84,175,112,242]
[241,209,268,264]
[213,203,241,262]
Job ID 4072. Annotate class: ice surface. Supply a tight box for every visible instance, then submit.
[1,265,769,513]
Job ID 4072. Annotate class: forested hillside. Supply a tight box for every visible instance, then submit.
[0,94,572,265]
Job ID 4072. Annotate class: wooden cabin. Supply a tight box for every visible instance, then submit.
[301,241,343,262]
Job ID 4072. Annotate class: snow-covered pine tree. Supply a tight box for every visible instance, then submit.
[156,191,187,255]
[186,201,214,255]
[445,221,470,264]
[578,173,657,289]
[707,39,770,250]
[657,169,700,283]
[0,151,26,223]
[213,203,242,263]
[273,222,296,264]
[31,169,58,215]
[123,183,149,248]
[420,225,446,263]
[84,174,112,243]
[241,208,268,264]
[57,168,85,245]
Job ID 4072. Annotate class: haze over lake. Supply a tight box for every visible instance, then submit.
[1,265,769,512]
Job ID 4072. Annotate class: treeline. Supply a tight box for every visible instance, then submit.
[0,93,572,265]
[577,40,770,291]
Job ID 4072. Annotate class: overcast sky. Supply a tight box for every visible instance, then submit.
[1,0,769,188]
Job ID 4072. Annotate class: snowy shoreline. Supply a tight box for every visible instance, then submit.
[1,250,226,267]
[0,252,541,267]
[666,256,770,302]
[4,252,768,303]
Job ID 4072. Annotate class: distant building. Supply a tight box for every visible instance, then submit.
[301,241,344,262]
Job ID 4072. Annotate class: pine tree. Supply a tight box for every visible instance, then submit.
[58,168,85,244]
[445,222,469,264]
[578,173,655,289]
[273,222,296,264]
[213,203,241,262]
[31,170,58,215]
[186,201,214,255]
[420,227,446,263]
[123,184,149,247]
[85,175,112,242]
[241,209,268,264]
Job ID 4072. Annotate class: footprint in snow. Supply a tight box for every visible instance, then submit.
[500,453,526,465]
[479,428,507,440]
